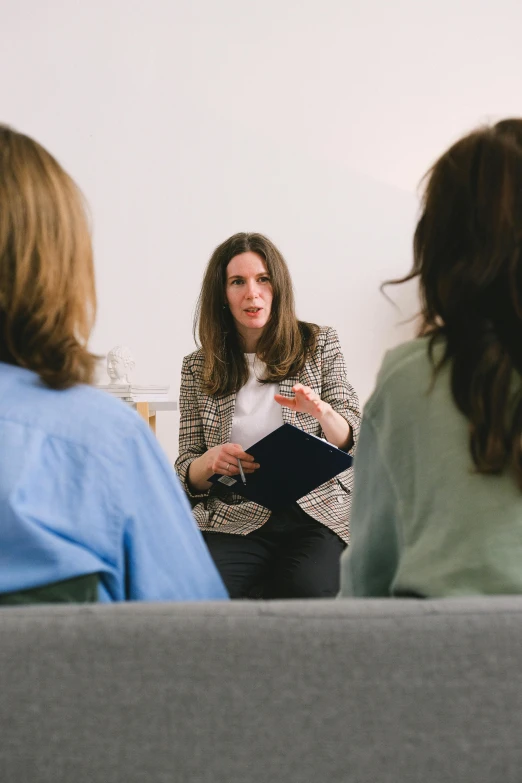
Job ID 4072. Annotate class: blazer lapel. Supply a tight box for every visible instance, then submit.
[278,375,299,426]
[217,391,237,444]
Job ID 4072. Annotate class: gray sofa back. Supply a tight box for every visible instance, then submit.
[1,598,522,783]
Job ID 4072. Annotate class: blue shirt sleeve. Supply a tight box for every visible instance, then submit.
[119,418,228,601]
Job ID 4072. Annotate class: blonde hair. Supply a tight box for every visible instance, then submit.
[0,124,97,388]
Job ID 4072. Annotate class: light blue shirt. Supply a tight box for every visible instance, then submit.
[0,362,228,602]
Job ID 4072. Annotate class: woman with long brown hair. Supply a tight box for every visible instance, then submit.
[341,118,522,598]
[175,232,360,598]
[0,124,226,603]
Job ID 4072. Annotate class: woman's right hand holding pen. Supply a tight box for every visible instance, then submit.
[187,443,259,492]
[207,443,259,477]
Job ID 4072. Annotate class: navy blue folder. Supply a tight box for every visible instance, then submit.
[208,423,353,511]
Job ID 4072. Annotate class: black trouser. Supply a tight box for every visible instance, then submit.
[203,504,345,599]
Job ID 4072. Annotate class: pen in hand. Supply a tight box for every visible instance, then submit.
[237,458,247,485]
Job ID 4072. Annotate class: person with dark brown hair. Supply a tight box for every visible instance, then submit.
[341,118,522,598]
[175,232,360,598]
[0,124,227,603]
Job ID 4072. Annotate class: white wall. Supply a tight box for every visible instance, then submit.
[2,0,521,460]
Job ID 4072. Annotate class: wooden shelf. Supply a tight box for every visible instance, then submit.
[134,400,178,433]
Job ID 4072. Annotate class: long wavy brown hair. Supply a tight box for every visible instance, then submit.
[388,118,522,486]
[194,232,318,396]
[0,124,97,389]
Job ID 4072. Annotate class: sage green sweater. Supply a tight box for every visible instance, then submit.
[341,337,522,597]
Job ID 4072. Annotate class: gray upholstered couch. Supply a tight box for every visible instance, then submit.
[1,597,522,783]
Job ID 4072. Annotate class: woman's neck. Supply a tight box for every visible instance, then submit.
[238,328,262,353]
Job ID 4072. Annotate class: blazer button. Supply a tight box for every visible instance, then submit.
[337,496,344,504]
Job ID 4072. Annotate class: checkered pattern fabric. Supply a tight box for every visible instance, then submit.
[175,327,360,544]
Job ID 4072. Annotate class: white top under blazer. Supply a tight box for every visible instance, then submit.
[229,354,283,449]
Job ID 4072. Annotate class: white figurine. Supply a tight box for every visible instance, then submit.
[107,345,135,385]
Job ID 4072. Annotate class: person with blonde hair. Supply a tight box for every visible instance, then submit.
[341,118,522,598]
[0,124,227,603]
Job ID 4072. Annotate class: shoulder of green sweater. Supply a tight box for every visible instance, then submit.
[364,337,431,418]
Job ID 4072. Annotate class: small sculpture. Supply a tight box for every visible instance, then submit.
[107,345,135,385]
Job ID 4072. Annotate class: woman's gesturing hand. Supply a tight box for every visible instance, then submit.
[274,383,331,420]
[206,443,259,478]
[274,383,353,450]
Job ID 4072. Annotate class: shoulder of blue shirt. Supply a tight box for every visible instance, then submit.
[0,362,153,461]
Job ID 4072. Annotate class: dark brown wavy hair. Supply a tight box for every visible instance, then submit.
[388,118,522,486]
[194,232,318,396]
[0,124,97,389]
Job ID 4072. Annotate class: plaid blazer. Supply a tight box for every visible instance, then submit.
[175,326,361,544]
